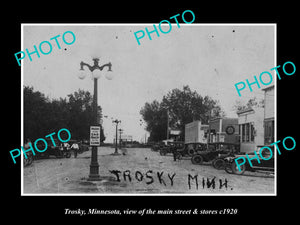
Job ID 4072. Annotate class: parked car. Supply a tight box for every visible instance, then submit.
[151,142,164,152]
[182,142,212,156]
[211,142,240,152]
[211,143,240,169]
[34,139,71,159]
[23,139,34,166]
[23,151,34,166]
[79,142,90,152]
[224,146,274,175]
[191,150,219,165]
[159,141,184,156]
[190,142,237,165]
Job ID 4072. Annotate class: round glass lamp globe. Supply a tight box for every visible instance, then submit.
[105,72,113,80]
[78,70,86,80]
[92,69,102,79]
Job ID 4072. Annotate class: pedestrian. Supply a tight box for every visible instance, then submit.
[71,142,79,158]
[24,138,33,166]
[63,142,70,150]
[59,143,64,151]
[24,138,31,148]
[172,147,177,161]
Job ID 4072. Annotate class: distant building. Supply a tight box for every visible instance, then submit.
[185,121,208,143]
[120,135,133,143]
[208,117,239,144]
[262,85,275,145]
[169,129,181,141]
[237,107,264,153]
[114,135,133,144]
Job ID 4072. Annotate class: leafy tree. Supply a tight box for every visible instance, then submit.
[23,86,105,143]
[140,85,224,142]
[67,89,93,140]
[233,97,264,113]
[140,100,168,142]
[24,86,51,140]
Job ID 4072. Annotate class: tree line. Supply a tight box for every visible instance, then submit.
[140,85,265,143]
[140,85,225,142]
[23,86,105,143]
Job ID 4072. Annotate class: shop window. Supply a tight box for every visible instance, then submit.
[250,123,255,142]
[240,122,255,143]
[264,119,274,145]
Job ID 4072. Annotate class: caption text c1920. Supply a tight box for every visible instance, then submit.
[64,208,238,216]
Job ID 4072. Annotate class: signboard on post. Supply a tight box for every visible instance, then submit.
[90,126,101,146]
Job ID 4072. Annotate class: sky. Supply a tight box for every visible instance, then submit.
[22,24,275,143]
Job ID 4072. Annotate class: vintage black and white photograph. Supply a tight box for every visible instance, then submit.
[21,24,276,195]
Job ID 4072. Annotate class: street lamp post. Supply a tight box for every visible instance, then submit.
[112,119,121,155]
[118,128,123,147]
[78,58,113,181]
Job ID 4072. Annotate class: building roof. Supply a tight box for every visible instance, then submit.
[236,107,254,115]
[261,85,274,91]
[210,117,238,121]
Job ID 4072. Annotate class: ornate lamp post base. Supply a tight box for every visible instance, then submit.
[88,174,101,181]
[87,147,101,181]
[88,164,101,181]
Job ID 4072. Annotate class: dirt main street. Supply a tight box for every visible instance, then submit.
[23,147,275,195]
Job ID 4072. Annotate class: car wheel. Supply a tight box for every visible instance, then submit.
[188,148,195,156]
[232,161,246,175]
[160,150,166,156]
[224,163,234,174]
[213,158,226,170]
[191,154,204,165]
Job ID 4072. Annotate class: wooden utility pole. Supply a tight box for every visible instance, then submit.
[207,109,212,148]
[167,109,169,140]
[112,119,121,155]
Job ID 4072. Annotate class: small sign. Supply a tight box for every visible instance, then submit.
[170,130,181,135]
[225,126,235,135]
[90,126,101,146]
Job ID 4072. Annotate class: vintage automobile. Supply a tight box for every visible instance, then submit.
[191,150,219,165]
[224,145,274,175]
[34,139,71,159]
[159,141,184,156]
[174,142,214,159]
[211,143,240,169]
[191,142,238,165]
[23,151,34,166]
[79,141,90,153]
[151,142,164,152]
[159,142,170,156]
[23,140,34,166]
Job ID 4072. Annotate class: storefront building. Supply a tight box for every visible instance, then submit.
[263,85,275,145]
[208,117,239,144]
[237,107,264,153]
